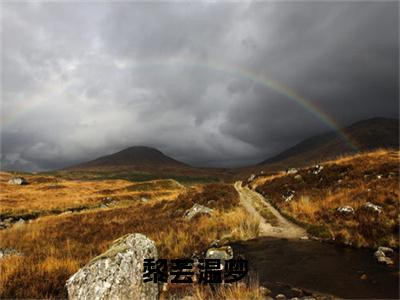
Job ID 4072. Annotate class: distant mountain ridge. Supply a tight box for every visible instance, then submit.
[258,117,399,169]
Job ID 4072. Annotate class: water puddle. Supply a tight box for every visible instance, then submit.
[232,237,399,299]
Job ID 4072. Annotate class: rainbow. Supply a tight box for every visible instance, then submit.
[2,57,359,151]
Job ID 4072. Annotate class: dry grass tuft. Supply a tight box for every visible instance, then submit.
[0,173,184,218]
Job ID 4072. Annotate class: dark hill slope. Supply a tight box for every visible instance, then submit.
[258,118,399,170]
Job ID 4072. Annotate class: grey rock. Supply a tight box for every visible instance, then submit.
[363,202,382,214]
[206,245,233,261]
[286,168,298,175]
[377,256,394,265]
[378,246,393,254]
[374,249,394,265]
[248,174,256,182]
[15,218,26,225]
[184,204,213,220]
[336,206,354,215]
[294,175,303,181]
[311,164,324,175]
[259,286,270,296]
[0,248,22,259]
[276,293,287,300]
[207,200,216,206]
[66,233,158,300]
[8,177,28,185]
[282,190,296,202]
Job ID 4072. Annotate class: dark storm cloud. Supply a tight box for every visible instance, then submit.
[1,1,398,171]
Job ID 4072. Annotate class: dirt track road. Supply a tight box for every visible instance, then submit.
[234,181,307,239]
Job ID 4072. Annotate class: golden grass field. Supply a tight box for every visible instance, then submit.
[0,175,259,299]
[0,172,185,217]
[255,149,400,248]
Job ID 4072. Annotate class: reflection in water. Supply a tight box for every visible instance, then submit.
[232,237,399,299]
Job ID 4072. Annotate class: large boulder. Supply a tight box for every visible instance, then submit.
[66,233,158,300]
[8,177,28,185]
[184,204,213,220]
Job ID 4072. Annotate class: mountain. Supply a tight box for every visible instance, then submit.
[257,117,399,170]
[66,146,232,181]
[69,146,189,172]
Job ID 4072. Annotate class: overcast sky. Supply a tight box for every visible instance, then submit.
[1,1,398,171]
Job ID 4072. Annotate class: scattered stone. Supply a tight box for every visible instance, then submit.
[61,210,73,215]
[282,190,296,202]
[275,293,287,300]
[0,248,22,259]
[374,248,394,265]
[8,177,28,185]
[102,197,114,205]
[0,218,13,229]
[360,274,368,280]
[248,174,256,182]
[376,174,383,179]
[286,168,298,175]
[259,285,270,296]
[207,199,216,206]
[260,170,265,174]
[184,204,213,220]
[300,236,309,240]
[206,245,233,261]
[336,206,354,215]
[15,218,26,226]
[66,233,158,300]
[363,202,382,214]
[294,174,302,181]
[311,164,324,175]
[377,246,394,254]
